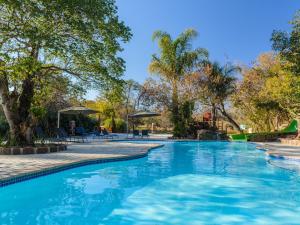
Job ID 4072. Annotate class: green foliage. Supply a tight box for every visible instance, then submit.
[149,29,208,137]
[271,10,300,74]
[234,53,300,132]
[0,0,132,85]
[86,81,143,133]
[30,106,47,120]
[199,61,238,106]
[94,84,126,132]
[0,0,131,145]
[149,29,208,82]
[174,101,195,137]
[198,61,241,132]
[150,29,208,81]
[169,100,195,137]
[103,118,126,133]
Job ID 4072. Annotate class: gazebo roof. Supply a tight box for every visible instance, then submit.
[58,106,99,115]
[128,111,160,118]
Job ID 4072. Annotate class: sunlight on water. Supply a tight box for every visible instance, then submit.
[103,174,300,225]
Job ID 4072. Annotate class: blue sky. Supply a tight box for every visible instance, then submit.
[86,0,299,99]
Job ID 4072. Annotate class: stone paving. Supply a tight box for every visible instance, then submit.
[0,140,162,182]
[256,142,300,160]
[256,142,300,172]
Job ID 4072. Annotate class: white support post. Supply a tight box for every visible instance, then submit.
[126,114,129,138]
[57,112,60,128]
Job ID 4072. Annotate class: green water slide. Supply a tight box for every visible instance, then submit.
[281,119,298,133]
[229,119,298,142]
[228,133,248,142]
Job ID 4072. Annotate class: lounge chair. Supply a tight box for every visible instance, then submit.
[133,130,140,138]
[34,126,52,144]
[75,127,90,142]
[56,128,84,143]
[55,128,70,143]
[92,130,104,139]
[102,129,118,139]
[141,129,149,138]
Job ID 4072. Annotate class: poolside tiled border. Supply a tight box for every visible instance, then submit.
[0,144,164,188]
[113,139,231,142]
[267,153,300,161]
[0,145,67,155]
[255,142,300,172]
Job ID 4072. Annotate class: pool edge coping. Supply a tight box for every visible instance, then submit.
[0,144,164,188]
[254,142,300,173]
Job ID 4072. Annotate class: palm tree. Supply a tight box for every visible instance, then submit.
[149,29,208,137]
[199,61,242,132]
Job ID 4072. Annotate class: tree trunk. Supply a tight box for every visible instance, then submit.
[217,103,242,133]
[171,80,180,137]
[0,97,32,146]
[0,75,35,146]
[0,45,38,146]
[211,104,217,130]
[111,113,116,133]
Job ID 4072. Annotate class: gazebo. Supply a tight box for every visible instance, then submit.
[127,111,161,135]
[57,106,99,128]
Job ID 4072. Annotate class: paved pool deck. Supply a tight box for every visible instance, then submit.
[256,142,300,160]
[0,140,163,186]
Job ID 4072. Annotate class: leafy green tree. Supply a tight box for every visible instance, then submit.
[233,53,299,132]
[149,29,208,137]
[179,100,195,136]
[0,0,131,145]
[270,10,300,133]
[271,10,300,74]
[199,61,241,132]
[103,117,126,132]
[102,85,125,132]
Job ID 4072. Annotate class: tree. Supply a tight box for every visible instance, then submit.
[270,10,300,135]
[271,10,300,74]
[149,29,208,137]
[233,53,299,132]
[85,79,148,133]
[123,79,143,115]
[198,61,242,132]
[0,0,131,145]
[99,85,125,132]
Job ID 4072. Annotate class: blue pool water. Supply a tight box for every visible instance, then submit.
[1,141,300,225]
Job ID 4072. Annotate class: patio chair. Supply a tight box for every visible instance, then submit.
[102,129,118,139]
[56,128,84,143]
[133,130,141,138]
[141,129,150,138]
[75,127,90,142]
[55,128,71,144]
[34,127,52,144]
[92,130,104,139]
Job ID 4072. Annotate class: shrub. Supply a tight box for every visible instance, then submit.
[103,118,126,133]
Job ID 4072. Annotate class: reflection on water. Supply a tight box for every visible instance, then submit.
[1,142,300,225]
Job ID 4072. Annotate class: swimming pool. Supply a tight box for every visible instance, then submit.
[1,141,300,225]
